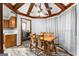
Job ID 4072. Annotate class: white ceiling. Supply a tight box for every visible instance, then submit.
[11,3,16,6]
[18,4,30,14]
[63,3,69,6]
[49,3,61,14]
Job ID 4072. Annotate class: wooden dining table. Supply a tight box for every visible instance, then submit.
[30,33,57,55]
[39,35,56,42]
[35,34,57,55]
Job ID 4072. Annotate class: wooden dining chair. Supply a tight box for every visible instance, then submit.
[30,33,37,49]
[39,32,45,47]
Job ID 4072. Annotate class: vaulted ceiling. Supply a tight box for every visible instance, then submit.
[4,3,74,18]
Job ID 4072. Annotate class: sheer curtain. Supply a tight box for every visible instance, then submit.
[57,6,77,55]
[31,18,57,34]
[77,4,79,56]
[32,19,47,34]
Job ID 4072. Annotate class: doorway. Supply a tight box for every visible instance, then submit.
[21,18,31,48]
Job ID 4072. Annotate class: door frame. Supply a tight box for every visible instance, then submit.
[20,18,32,46]
[0,3,3,53]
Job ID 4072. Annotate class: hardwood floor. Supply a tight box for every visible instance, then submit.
[4,40,71,56]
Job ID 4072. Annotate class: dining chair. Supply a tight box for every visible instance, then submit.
[30,33,37,49]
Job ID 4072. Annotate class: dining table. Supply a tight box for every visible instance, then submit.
[35,34,57,55]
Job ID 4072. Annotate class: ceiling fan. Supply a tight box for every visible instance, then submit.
[35,3,52,11]
[32,3,52,16]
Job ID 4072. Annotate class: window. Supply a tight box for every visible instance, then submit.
[22,22,26,31]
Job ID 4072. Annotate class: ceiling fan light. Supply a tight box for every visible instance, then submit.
[40,12,43,16]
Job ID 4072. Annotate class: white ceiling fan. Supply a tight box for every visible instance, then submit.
[31,3,52,16]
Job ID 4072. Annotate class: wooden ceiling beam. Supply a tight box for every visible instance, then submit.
[4,3,24,11]
[16,10,49,18]
[55,3,66,11]
[15,10,27,16]
[4,3,14,11]
[44,3,52,16]
[27,3,35,16]
[29,16,49,18]
[66,3,74,9]
[14,3,24,10]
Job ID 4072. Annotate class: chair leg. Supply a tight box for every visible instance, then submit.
[52,41,56,53]
[30,43,32,49]
[54,45,56,53]
[35,39,38,48]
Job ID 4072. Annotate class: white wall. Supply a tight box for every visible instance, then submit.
[17,15,21,45]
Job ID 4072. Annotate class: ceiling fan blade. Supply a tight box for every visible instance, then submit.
[43,13,48,15]
[45,13,48,15]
